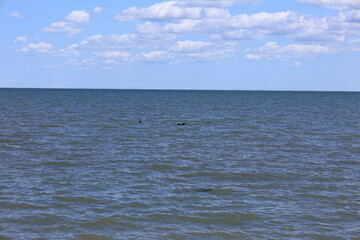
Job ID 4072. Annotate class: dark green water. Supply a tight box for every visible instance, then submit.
[0,89,359,239]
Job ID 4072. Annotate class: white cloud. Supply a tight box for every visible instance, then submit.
[43,10,91,37]
[65,10,90,23]
[138,51,170,62]
[14,36,28,43]
[298,0,360,10]
[339,9,360,22]
[243,54,262,60]
[135,10,304,39]
[136,21,163,33]
[132,8,360,44]
[42,21,84,36]
[92,7,103,14]
[245,41,330,60]
[170,40,212,52]
[17,40,79,56]
[9,12,25,18]
[75,33,177,51]
[62,58,102,71]
[65,58,95,66]
[349,38,360,49]
[18,0,360,67]
[17,42,53,53]
[161,19,201,33]
[63,30,237,65]
[43,64,63,69]
[178,0,262,8]
[114,1,230,21]
[93,51,132,59]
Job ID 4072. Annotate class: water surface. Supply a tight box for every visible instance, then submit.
[0,89,359,239]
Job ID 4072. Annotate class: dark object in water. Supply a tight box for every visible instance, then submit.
[177,123,186,125]
[139,120,142,123]
[195,188,213,193]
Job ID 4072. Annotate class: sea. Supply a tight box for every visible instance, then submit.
[0,89,359,240]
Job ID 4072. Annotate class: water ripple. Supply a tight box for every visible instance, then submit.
[0,89,359,239]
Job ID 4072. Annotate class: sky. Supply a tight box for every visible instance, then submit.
[1,0,360,90]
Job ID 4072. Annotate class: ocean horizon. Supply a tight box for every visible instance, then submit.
[2,87,360,92]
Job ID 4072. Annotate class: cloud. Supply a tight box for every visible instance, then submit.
[114,1,230,21]
[42,10,91,36]
[178,0,262,8]
[17,42,53,53]
[244,41,330,60]
[14,36,28,43]
[135,10,306,39]
[74,33,177,52]
[64,10,90,23]
[17,0,360,68]
[167,40,237,63]
[65,58,95,66]
[42,21,84,36]
[9,12,26,18]
[298,0,360,10]
[132,7,360,45]
[338,38,360,51]
[138,51,170,62]
[92,7,103,14]
[17,41,79,56]
[92,51,132,60]
[133,10,318,42]
[67,30,237,64]
[339,9,360,22]
[133,10,305,40]
[170,40,212,52]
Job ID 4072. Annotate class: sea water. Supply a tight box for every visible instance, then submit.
[0,89,359,239]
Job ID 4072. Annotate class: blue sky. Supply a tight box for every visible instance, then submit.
[1,0,360,90]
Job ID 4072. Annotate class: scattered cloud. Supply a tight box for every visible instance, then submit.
[64,31,237,65]
[170,41,213,52]
[139,51,170,62]
[92,51,132,61]
[42,21,84,36]
[298,0,360,10]
[114,1,231,21]
[344,38,360,51]
[64,10,90,23]
[65,58,96,66]
[74,33,177,51]
[92,7,103,14]
[14,36,28,44]
[42,10,91,36]
[9,12,26,18]
[178,0,262,8]
[17,42,53,53]
[17,41,79,56]
[14,1,360,68]
[43,64,62,69]
[244,41,330,60]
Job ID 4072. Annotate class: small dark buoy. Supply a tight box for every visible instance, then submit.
[195,188,213,193]
[177,123,186,126]
[139,120,142,123]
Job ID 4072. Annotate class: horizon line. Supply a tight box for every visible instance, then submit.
[0,87,360,93]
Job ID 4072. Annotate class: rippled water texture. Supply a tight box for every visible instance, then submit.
[0,89,359,239]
